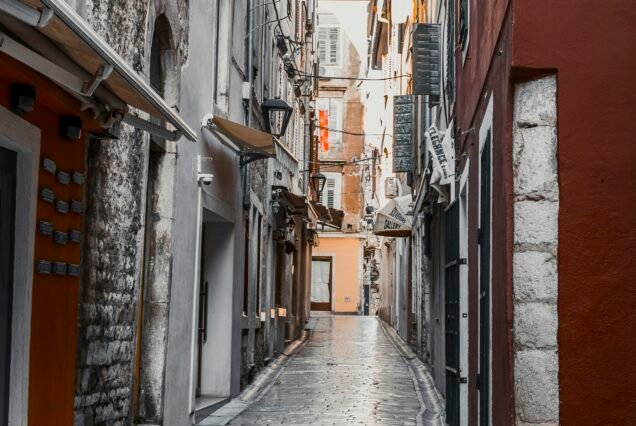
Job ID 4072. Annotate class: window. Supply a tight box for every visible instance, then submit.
[319,172,342,209]
[459,0,470,58]
[447,0,455,100]
[316,97,343,144]
[317,25,342,66]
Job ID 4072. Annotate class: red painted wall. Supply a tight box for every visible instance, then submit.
[1,53,100,425]
[512,1,636,424]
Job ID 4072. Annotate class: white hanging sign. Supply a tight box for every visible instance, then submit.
[426,125,454,185]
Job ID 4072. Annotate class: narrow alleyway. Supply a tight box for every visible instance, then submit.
[229,315,424,425]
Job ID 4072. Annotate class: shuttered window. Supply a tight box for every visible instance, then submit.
[318,26,341,66]
[459,0,469,50]
[316,98,343,144]
[319,172,342,209]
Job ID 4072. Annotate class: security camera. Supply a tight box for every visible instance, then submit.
[197,173,214,186]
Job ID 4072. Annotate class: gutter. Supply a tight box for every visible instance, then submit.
[0,0,197,141]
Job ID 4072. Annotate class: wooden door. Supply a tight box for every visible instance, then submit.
[0,146,16,425]
[310,257,332,311]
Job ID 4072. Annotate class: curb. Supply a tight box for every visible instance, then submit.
[197,329,311,425]
[378,318,445,426]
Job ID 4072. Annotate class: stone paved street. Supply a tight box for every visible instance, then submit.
[229,315,424,425]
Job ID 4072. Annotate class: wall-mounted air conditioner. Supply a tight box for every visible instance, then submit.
[385,177,399,199]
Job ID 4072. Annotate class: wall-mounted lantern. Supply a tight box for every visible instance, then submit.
[311,172,327,200]
[261,97,293,138]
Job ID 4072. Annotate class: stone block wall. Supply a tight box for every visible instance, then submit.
[512,75,560,425]
[72,1,188,424]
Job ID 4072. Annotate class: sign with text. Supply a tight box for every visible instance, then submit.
[393,95,414,172]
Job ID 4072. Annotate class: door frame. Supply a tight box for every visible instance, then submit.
[310,256,332,311]
[0,105,40,426]
[477,95,494,425]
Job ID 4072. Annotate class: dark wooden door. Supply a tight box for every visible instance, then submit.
[0,146,17,425]
[478,132,492,425]
[310,257,332,311]
[445,201,461,425]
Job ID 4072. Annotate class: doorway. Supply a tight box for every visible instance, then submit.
[478,130,492,425]
[195,211,236,408]
[0,146,17,425]
[310,257,332,311]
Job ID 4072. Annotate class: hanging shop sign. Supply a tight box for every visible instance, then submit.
[373,195,412,237]
[412,24,441,96]
[392,95,413,173]
[425,125,454,202]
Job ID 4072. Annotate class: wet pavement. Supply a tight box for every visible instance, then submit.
[229,315,424,425]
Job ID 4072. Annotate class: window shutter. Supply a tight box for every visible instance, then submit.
[318,28,328,63]
[326,178,336,208]
[329,28,340,64]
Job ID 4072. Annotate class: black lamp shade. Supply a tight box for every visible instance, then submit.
[311,172,327,197]
[261,97,293,138]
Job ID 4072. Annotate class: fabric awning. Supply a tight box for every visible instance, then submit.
[0,0,197,141]
[206,115,275,155]
[373,195,413,237]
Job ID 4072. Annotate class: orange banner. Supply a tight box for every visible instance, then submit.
[318,109,329,152]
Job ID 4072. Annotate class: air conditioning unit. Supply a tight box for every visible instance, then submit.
[385,177,399,199]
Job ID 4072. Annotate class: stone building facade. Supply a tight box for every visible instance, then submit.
[0,0,316,424]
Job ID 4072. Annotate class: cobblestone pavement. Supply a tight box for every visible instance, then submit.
[230,315,424,425]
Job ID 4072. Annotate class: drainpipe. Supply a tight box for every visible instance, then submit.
[247,0,254,128]
[243,0,254,210]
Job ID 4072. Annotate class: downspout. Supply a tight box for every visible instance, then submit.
[243,0,254,210]
[302,1,312,196]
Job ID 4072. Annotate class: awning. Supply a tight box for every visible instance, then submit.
[203,114,275,156]
[373,195,413,237]
[310,202,333,224]
[277,189,308,215]
[328,208,344,229]
[0,0,197,141]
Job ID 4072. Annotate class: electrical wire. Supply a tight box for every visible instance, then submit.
[299,156,386,173]
[296,72,412,81]
[317,126,393,137]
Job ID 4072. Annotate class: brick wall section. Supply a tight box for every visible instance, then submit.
[512,76,560,425]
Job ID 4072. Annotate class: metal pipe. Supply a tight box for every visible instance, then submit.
[247,0,254,127]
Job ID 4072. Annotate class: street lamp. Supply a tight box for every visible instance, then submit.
[311,172,327,201]
[261,97,293,138]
